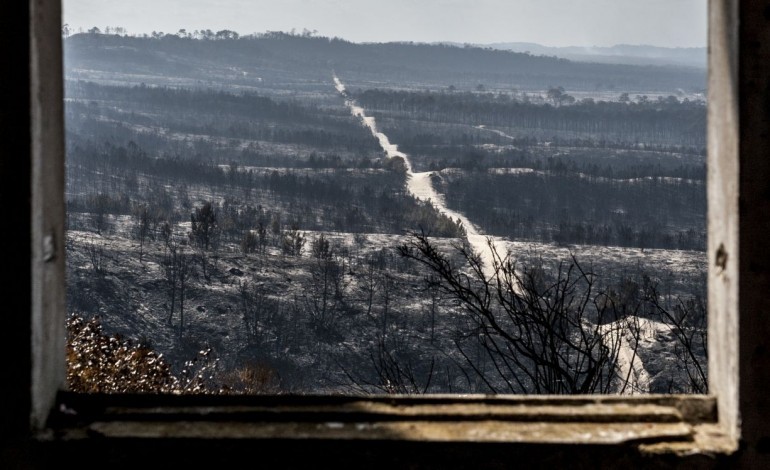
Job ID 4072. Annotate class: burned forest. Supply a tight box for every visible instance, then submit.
[64,31,707,395]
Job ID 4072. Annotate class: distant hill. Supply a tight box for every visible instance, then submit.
[483,42,706,68]
[64,32,705,93]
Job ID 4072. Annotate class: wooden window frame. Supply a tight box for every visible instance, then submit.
[6,0,769,466]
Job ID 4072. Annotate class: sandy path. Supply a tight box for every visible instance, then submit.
[598,317,664,394]
[333,75,506,276]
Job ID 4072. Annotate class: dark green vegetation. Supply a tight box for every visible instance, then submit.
[65,31,707,395]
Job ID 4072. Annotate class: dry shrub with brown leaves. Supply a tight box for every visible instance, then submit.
[67,314,219,393]
[218,361,282,394]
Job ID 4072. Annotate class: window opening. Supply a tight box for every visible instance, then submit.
[61,1,708,396]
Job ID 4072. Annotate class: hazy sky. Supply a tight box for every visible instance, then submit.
[63,0,707,48]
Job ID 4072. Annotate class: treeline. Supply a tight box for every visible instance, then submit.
[66,81,309,120]
[436,171,705,250]
[355,89,706,147]
[421,147,706,181]
[238,151,378,169]
[66,140,464,237]
[65,81,381,157]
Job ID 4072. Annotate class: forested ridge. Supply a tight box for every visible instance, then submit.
[65,31,705,92]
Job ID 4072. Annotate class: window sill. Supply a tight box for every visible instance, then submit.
[41,393,734,461]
